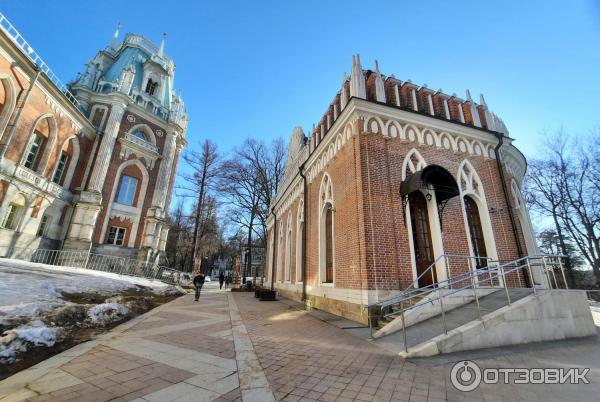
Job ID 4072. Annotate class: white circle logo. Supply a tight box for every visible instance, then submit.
[450,360,482,392]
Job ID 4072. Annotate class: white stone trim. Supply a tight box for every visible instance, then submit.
[0,72,17,142]
[54,135,80,190]
[457,159,499,273]
[89,104,109,130]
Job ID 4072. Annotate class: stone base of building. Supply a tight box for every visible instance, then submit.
[1,229,60,257]
[274,284,370,325]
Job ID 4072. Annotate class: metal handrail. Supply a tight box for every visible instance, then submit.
[369,254,494,309]
[368,254,568,352]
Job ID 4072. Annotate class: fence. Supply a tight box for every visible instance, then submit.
[0,246,184,285]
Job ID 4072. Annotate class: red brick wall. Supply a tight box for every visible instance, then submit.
[271,116,529,293]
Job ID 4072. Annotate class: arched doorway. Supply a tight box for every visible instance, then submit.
[409,191,436,287]
[401,161,460,288]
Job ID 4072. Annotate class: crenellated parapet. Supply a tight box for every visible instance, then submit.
[305,55,509,158]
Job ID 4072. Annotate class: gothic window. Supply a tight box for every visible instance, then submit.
[107,227,126,246]
[52,152,69,185]
[145,79,158,96]
[285,212,292,282]
[464,196,488,268]
[37,214,51,237]
[276,226,283,282]
[2,202,23,230]
[324,204,334,283]
[24,133,44,170]
[296,199,304,282]
[319,173,335,284]
[116,175,138,206]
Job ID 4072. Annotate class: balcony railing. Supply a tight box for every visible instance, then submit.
[0,12,82,111]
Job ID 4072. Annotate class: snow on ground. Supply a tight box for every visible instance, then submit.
[0,258,170,319]
[87,303,129,326]
[0,320,63,363]
[0,258,185,365]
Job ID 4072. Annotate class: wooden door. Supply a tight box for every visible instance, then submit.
[409,192,436,287]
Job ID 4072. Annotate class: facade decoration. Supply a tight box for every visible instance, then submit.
[0,17,186,264]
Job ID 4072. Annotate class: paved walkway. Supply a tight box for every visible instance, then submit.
[0,283,274,402]
[1,285,600,401]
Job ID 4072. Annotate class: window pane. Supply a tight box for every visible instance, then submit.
[325,207,333,283]
[116,176,138,206]
[116,228,125,245]
[52,152,69,184]
[132,130,146,140]
[24,135,43,169]
[37,215,50,237]
[3,204,21,230]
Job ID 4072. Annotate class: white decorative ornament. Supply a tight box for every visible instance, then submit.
[156,129,164,137]
[127,114,136,123]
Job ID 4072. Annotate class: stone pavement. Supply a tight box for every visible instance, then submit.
[0,283,275,402]
[1,286,600,402]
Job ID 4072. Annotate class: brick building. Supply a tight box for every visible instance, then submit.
[0,15,186,263]
[265,55,540,323]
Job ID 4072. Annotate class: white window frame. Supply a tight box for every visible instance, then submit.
[107,226,126,246]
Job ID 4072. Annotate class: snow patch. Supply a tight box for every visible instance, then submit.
[87,303,129,325]
[0,320,63,364]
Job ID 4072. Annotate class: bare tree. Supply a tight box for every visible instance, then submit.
[179,140,221,273]
[220,138,286,281]
[526,130,600,285]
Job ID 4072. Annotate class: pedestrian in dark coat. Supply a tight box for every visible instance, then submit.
[219,272,225,289]
[193,273,205,301]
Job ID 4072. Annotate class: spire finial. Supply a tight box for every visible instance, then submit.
[158,32,167,57]
[374,60,380,73]
[466,89,473,102]
[110,22,122,50]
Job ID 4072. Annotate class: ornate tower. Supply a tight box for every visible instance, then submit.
[67,26,187,263]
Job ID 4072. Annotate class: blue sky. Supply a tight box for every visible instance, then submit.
[2,1,599,169]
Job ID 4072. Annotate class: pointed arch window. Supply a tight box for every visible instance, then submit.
[52,152,69,184]
[131,130,147,141]
[324,204,334,283]
[319,174,335,284]
[24,133,44,170]
[464,196,488,268]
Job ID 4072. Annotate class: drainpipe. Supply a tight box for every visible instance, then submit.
[269,208,277,291]
[494,133,529,285]
[299,163,308,302]
[0,68,41,160]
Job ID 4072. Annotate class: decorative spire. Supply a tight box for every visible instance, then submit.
[479,93,487,107]
[373,60,386,103]
[465,89,482,127]
[158,32,167,57]
[465,89,473,102]
[349,54,366,99]
[110,22,122,50]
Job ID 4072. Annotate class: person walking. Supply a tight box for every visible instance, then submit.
[193,273,205,301]
[219,272,225,290]
[225,274,231,289]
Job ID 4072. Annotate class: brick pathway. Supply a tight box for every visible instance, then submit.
[1,288,599,401]
[0,284,274,402]
[234,293,600,402]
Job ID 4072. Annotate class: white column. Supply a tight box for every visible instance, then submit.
[87,103,126,192]
[151,131,177,209]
